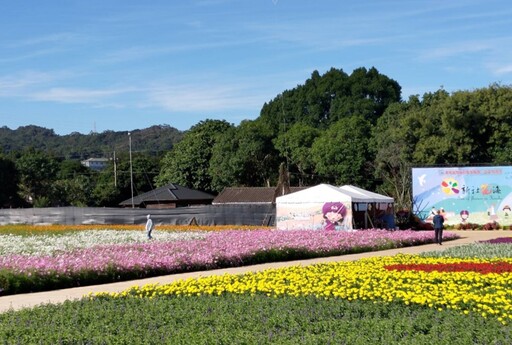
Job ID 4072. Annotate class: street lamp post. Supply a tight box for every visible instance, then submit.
[128,132,134,209]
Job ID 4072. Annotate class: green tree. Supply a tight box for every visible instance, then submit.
[57,160,91,180]
[410,89,485,165]
[331,67,401,124]
[15,149,59,206]
[259,67,401,135]
[471,84,512,163]
[53,175,95,207]
[311,116,373,188]
[51,159,97,206]
[382,88,500,166]
[273,122,320,186]
[92,162,121,207]
[259,68,350,133]
[0,154,21,207]
[209,120,278,192]
[156,120,233,193]
[371,99,419,209]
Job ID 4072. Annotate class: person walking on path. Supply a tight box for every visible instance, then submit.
[432,210,444,245]
[145,214,155,239]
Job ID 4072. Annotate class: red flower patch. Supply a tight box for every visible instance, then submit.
[385,262,512,274]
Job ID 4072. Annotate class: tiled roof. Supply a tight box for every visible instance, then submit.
[212,186,308,205]
[119,184,215,206]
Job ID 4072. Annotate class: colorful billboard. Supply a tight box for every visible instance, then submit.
[412,166,512,226]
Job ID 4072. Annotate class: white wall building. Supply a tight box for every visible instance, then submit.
[81,158,109,171]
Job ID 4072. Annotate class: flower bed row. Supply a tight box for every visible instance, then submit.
[449,222,512,231]
[384,261,512,274]
[420,239,512,259]
[0,229,458,295]
[93,254,512,325]
[0,224,271,235]
[481,237,512,244]
[0,230,207,256]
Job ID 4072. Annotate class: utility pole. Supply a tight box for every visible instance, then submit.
[128,133,134,209]
[113,151,117,187]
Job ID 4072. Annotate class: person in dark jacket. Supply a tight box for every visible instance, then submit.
[432,210,444,245]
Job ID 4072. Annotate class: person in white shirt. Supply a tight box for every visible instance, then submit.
[145,214,155,239]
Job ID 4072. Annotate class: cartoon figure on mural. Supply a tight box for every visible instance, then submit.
[460,210,469,224]
[322,202,346,231]
[503,205,511,219]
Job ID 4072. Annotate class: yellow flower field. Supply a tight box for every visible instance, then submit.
[93,254,512,325]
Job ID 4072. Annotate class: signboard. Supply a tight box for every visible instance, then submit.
[412,166,512,226]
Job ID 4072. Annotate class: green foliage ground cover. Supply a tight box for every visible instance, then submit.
[0,295,510,345]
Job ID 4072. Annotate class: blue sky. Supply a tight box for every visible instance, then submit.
[1,0,511,135]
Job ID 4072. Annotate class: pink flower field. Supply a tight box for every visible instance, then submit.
[0,229,458,278]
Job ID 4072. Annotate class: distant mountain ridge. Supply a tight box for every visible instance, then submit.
[0,124,184,159]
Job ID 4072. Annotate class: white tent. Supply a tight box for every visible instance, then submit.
[276,184,395,230]
[339,185,393,203]
[339,185,395,229]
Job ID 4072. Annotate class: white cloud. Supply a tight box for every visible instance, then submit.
[489,64,512,75]
[7,32,86,48]
[31,87,135,104]
[420,41,492,61]
[97,36,263,64]
[0,71,64,96]
[147,83,266,113]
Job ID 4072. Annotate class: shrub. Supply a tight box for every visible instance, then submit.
[482,221,500,231]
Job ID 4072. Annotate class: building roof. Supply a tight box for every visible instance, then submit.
[276,184,395,204]
[339,185,394,203]
[212,186,308,205]
[276,184,364,203]
[119,183,215,206]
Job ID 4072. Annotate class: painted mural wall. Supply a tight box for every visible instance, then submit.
[276,202,353,231]
[412,166,512,226]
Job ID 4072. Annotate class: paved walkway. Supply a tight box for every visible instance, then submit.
[0,231,509,313]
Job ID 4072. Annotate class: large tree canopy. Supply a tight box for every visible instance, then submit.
[273,122,320,186]
[15,149,59,206]
[209,120,278,192]
[156,119,233,194]
[373,86,512,168]
[311,115,373,188]
[259,67,401,136]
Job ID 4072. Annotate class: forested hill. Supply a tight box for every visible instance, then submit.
[0,124,184,159]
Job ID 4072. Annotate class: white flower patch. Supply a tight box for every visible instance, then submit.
[0,230,207,256]
[421,242,512,259]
